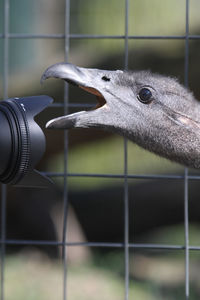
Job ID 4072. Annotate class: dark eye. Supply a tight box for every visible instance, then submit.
[138,88,152,104]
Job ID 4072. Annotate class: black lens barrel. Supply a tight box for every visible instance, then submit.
[0,95,53,187]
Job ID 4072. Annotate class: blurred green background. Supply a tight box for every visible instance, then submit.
[1,0,200,299]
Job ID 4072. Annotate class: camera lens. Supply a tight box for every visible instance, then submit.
[0,109,12,175]
[0,95,53,187]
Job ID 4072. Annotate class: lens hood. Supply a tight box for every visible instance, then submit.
[0,95,53,187]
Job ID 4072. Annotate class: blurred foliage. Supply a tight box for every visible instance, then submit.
[1,0,200,90]
[4,252,149,300]
[49,135,182,190]
[4,226,200,300]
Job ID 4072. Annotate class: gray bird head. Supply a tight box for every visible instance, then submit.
[41,62,200,169]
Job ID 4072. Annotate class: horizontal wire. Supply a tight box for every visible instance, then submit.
[1,239,200,251]
[42,171,200,181]
[49,102,94,108]
[0,33,200,40]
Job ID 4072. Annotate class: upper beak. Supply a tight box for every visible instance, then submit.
[41,62,115,129]
[41,62,93,87]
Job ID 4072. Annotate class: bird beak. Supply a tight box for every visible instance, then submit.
[41,62,116,129]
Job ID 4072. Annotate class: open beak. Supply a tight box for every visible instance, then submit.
[41,63,112,129]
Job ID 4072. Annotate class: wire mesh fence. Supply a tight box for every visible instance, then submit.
[1,0,199,299]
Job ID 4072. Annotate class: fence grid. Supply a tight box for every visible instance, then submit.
[0,1,194,299]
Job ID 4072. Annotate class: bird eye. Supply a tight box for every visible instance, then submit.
[138,88,152,104]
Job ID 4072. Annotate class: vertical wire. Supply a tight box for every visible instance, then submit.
[124,0,129,68]
[184,168,189,299]
[124,0,129,299]
[62,1,70,299]
[0,1,9,299]
[185,0,189,87]
[3,0,9,100]
[184,0,189,299]
[0,184,6,300]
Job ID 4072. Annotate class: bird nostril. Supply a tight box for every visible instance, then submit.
[101,76,110,82]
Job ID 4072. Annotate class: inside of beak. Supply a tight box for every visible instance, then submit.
[79,86,106,108]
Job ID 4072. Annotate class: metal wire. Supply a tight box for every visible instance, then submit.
[124,1,129,299]
[0,1,9,299]
[1,33,200,40]
[0,1,195,299]
[42,171,200,181]
[62,1,71,299]
[0,239,200,250]
[184,1,190,298]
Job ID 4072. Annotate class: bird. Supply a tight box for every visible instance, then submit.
[41,62,200,169]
